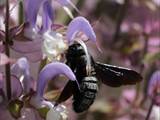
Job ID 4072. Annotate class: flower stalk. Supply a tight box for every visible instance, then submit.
[18,0,24,24]
[145,99,154,120]
[5,0,11,100]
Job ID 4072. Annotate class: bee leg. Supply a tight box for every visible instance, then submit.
[56,81,75,104]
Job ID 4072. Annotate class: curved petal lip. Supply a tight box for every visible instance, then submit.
[66,17,96,44]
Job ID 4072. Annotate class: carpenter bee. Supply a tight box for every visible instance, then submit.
[56,40,142,113]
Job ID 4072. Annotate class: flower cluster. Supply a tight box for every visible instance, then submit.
[0,0,97,119]
[0,0,159,120]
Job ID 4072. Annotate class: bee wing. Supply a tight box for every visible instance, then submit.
[94,62,142,87]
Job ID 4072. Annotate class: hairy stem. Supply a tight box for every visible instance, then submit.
[5,0,11,100]
[145,99,154,120]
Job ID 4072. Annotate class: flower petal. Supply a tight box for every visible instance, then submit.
[11,75,23,98]
[57,0,71,6]
[66,17,96,44]
[0,40,4,52]
[11,39,42,53]
[9,23,25,38]
[40,0,54,32]
[36,62,76,97]
[42,31,68,61]
[11,57,35,93]
[46,105,68,120]
[51,24,64,31]
[24,0,44,27]
[0,72,4,89]
[57,0,80,14]
[11,58,30,76]
[2,75,23,98]
[0,30,5,40]
[46,107,61,120]
[148,70,160,105]
[62,6,74,19]
[24,50,43,62]
[0,53,11,66]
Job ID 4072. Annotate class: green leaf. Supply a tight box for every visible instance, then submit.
[38,107,50,118]
[8,99,24,119]
[144,52,160,64]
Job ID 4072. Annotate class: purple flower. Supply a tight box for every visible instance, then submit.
[56,0,81,18]
[24,0,54,30]
[40,0,54,33]
[30,62,77,109]
[1,57,77,119]
[5,0,55,62]
[0,22,43,62]
[0,57,35,101]
[0,73,23,101]
[11,57,35,94]
[66,16,96,44]
[148,70,160,105]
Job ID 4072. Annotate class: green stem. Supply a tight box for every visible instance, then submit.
[113,0,129,43]
[18,1,24,24]
[38,58,47,73]
[135,33,149,103]
[5,0,11,100]
[145,99,154,120]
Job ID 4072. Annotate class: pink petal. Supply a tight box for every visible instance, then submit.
[0,42,4,52]
[11,40,42,53]
[0,72,4,89]
[2,75,23,99]
[24,50,43,62]
[11,75,23,98]
[0,53,11,65]
[0,30,5,39]
[51,24,64,31]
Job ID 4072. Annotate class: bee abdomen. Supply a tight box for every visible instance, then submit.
[73,76,98,113]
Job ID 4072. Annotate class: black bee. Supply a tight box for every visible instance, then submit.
[56,40,142,113]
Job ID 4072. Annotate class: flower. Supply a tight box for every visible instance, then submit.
[148,70,160,105]
[41,16,97,61]
[30,62,77,108]
[66,16,96,44]
[11,57,35,94]
[56,0,81,19]
[42,31,68,61]
[0,57,78,119]
[29,62,79,119]
[8,0,55,62]
[46,104,68,120]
